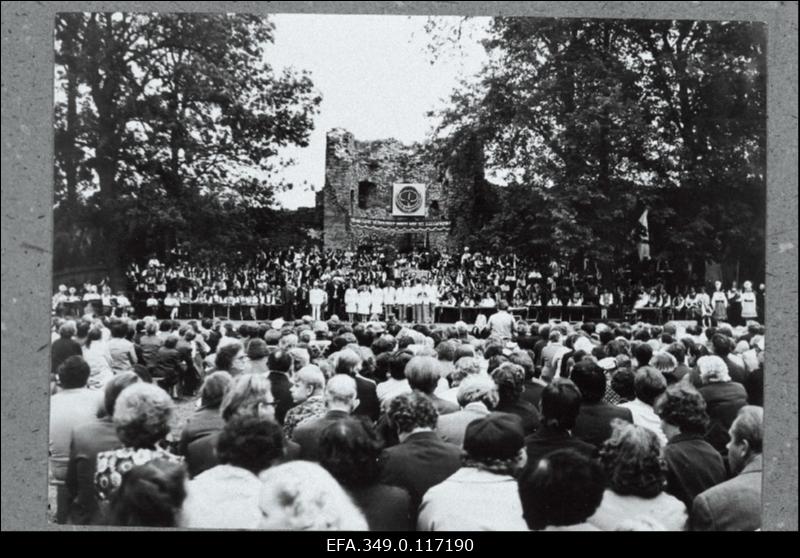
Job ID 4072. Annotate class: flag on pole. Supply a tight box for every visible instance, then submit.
[637,210,651,261]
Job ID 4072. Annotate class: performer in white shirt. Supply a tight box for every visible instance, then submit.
[357,285,372,323]
[370,284,384,321]
[710,281,728,323]
[383,280,397,321]
[424,280,439,324]
[599,288,614,320]
[344,282,359,323]
[739,281,758,321]
[164,292,180,320]
[309,282,328,321]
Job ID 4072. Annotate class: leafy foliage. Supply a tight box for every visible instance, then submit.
[431,18,766,279]
[54,13,321,284]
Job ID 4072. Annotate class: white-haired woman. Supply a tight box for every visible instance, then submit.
[739,281,758,321]
[258,461,368,530]
[695,355,748,455]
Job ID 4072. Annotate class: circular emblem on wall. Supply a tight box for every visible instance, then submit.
[396,186,422,213]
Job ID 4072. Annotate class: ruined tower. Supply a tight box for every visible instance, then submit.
[321,128,484,251]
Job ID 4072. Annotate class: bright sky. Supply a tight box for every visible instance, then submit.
[264,14,491,209]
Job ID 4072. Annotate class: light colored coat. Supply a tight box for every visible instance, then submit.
[691,455,762,531]
[435,402,490,448]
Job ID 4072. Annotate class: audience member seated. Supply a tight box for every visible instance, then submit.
[524,378,595,468]
[436,375,498,447]
[258,461,368,530]
[570,360,633,448]
[518,449,606,531]
[618,366,668,446]
[692,406,763,531]
[282,365,327,440]
[695,355,748,455]
[588,420,687,531]
[106,459,187,527]
[491,363,541,435]
[94,383,183,514]
[65,372,139,525]
[376,350,414,404]
[178,371,232,455]
[419,413,529,531]
[49,356,105,524]
[405,356,458,416]
[379,392,462,509]
[655,383,727,508]
[181,415,285,529]
[334,348,380,422]
[319,418,413,531]
[293,374,358,460]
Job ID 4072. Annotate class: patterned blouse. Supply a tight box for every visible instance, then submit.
[283,395,326,440]
[94,446,184,501]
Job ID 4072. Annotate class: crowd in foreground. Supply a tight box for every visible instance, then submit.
[50,308,766,530]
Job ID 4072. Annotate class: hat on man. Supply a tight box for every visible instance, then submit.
[247,338,270,360]
[463,413,525,461]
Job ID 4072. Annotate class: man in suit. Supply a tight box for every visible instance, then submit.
[570,360,633,448]
[379,392,462,509]
[292,375,358,461]
[692,406,763,531]
[267,349,295,425]
[524,378,596,468]
[436,374,498,447]
[335,348,380,422]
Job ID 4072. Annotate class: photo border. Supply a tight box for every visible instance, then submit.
[1,0,796,531]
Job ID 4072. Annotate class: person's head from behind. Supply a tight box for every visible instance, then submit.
[58,320,77,339]
[463,413,526,472]
[58,355,91,389]
[268,349,294,375]
[540,379,582,430]
[258,461,367,530]
[103,371,141,417]
[654,383,709,440]
[518,449,606,531]
[610,368,635,401]
[110,320,129,339]
[711,333,733,358]
[388,350,414,381]
[216,415,285,475]
[334,348,362,377]
[405,356,442,395]
[491,363,526,406]
[200,371,232,410]
[324,374,358,413]
[509,350,536,381]
[696,355,731,384]
[569,360,606,403]
[163,335,179,350]
[451,356,481,387]
[633,366,667,407]
[456,373,499,410]
[108,459,187,527]
[113,383,174,449]
[220,373,275,422]
[291,365,326,404]
[386,391,438,437]
[319,418,383,489]
[632,343,653,369]
[599,420,665,498]
[436,340,457,363]
[727,405,763,476]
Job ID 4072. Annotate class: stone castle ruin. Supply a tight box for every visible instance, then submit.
[318,128,487,252]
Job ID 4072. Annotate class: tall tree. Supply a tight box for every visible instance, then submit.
[432,18,766,280]
[54,13,321,285]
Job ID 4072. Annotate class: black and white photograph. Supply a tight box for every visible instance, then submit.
[0,2,793,533]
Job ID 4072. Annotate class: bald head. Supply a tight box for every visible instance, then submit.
[324,374,358,412]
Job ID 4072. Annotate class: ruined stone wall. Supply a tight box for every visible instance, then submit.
[322,128,485,251]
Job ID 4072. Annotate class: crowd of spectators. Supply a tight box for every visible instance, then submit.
[52,246,766,326]
[49,304,766,530]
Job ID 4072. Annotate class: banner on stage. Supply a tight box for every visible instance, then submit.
[392,183,426,216]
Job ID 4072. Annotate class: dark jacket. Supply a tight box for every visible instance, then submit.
[519,380,546,408]
[495,399,542,435]
[379,431,462,508]
[573,401,633,448]
[152,346,183,385]
[524,425,596,469]
[351,375,381,422]
[348,483,414,531]
[722,355,748,386]
[52,337,83,375]
[292,410,351,461]
[178,407,225,456]
[663,433,727,508]
[65,417,123,525]
[698,382,748,454]
[186,430,300,479]
[268,371,294,425]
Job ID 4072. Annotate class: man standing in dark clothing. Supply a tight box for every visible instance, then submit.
[267,349,295,425]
